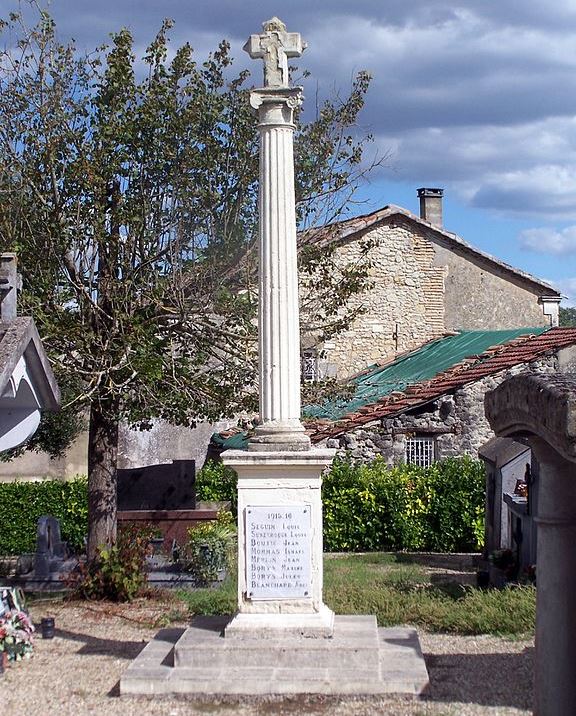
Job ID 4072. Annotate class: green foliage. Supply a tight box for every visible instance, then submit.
[0,477,88,555]
[177,574,237,616]
[195,460,238,514]
[179,511,236,585]
[322,455,485,553]
[178,551,535,636]
[0,6,378,553]
[559,306,576,327]
[71,523,155,602]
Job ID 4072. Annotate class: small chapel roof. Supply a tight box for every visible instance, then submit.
[0,317,60,411]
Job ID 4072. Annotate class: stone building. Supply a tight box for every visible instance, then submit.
[306,327,576,466]
[0,189,565,479]
[300,188,561,380]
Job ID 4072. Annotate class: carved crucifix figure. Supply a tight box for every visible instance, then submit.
[243,17,307,88]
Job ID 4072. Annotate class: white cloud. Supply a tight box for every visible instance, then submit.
[23,1,576,221]
[519,227,576,255]
[554,277,576,306]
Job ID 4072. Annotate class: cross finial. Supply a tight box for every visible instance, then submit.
[244,17,307,88]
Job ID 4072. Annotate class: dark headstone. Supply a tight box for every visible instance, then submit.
[117,459,196,511]
[33,516,68,579]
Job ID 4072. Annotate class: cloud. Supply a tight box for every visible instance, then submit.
[554,277,576,306]
[13,0,576,222]
[519,227,576,255]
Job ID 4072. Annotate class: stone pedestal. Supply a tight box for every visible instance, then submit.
[222,448,335,636]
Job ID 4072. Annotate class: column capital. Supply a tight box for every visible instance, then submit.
[250,87,303,126]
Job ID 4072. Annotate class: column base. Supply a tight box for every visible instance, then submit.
[225,603,335,639]
[249,421,311,452]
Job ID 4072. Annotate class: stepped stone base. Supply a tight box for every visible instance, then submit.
[120,615,429,697]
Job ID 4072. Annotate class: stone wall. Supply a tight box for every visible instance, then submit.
[436,239,551,331]
[0,418,235,482]
[324,356,558,463]
[308,220,446,378]
[305,216,554,380]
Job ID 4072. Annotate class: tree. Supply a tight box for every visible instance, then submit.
[559,306,576,327]
[0,8,378,559]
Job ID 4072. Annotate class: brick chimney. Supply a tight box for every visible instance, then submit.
[0,253,19,322]
[417,187,443,227]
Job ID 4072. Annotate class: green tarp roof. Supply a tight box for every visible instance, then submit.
[303,328,548,422]
[211,431,249,450]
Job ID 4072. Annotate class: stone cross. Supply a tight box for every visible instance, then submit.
[243,17,307,88]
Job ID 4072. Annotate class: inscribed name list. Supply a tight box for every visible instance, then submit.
[246,504,311,599]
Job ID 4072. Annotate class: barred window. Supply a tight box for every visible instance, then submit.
[301,350,318,383]
[405,436,436,468]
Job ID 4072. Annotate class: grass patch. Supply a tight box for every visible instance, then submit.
[176,553,535,637]
[177,573,237,616]
[324,553,535,636]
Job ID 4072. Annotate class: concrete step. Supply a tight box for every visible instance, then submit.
[120,615,430,697]
[173,614,380,670]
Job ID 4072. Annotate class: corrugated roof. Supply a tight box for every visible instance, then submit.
[306,327,576,442]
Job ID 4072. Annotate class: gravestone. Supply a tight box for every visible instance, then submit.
[117,459,195,510]
[15,515,76,590]
[33,515,68,580]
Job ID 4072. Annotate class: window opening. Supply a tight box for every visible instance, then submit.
[405,436,435,468]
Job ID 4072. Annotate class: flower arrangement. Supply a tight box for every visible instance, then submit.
[0,609,35,661]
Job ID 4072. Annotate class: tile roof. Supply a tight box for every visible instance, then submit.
[306,327,576,443]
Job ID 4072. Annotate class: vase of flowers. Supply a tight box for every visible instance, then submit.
[0,610,35,662]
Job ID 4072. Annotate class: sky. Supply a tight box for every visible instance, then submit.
[4,0,576,305]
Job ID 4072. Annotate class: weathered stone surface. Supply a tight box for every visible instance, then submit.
[120,616,429,697]
[302,216,554,379]
[485,373,576,461]
[324,356,557,463]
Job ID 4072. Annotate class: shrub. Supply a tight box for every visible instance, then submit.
[195,460,238,515]
[322,455,484,553]
[0,477,88,555]
[179,511,236,585]
[70,523,156,602]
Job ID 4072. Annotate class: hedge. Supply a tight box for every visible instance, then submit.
[199,455,485,553]
[0,455,485,555]
[0,477,88,555]
[322,455,485,552]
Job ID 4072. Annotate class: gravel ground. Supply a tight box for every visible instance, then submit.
[3,597,533,716]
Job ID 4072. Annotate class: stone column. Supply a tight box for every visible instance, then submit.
[249,87,310,452]
[530,438,576,716]
[485,374,576,716]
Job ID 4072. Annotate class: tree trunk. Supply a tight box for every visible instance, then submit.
[87,400,119,561]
